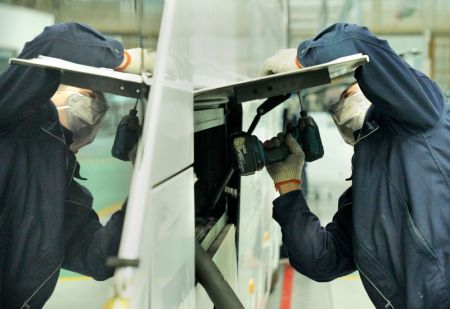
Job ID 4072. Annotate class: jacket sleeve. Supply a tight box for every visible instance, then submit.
[273,189,355,282]
[0,22,124,129]
[297,23,446,131]
[62,181,125,280]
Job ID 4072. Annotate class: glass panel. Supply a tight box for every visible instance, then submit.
[0,1,163,307]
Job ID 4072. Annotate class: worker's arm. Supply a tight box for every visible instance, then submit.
[62,181,125,280]
[0,22,124,129]
[297,23,445,131]
[265,133,355,280]
[273,188,355,281]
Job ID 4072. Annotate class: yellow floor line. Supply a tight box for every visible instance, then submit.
[59,275,91,282]
[97,202,123,218]
[338,273,361,281]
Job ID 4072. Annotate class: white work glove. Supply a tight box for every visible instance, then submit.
[119,48,156,74]
[259,48,301,76]
[264,133,305,184]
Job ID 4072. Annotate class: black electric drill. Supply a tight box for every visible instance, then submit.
[231,94,324,176]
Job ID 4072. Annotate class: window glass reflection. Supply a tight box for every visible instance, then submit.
[0,1,163,307]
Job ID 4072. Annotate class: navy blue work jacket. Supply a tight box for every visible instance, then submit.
[273,23,450,309]
[0,23,126,308]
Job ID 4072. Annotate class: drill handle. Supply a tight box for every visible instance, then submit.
[263,124,300,165]
[263,143,291,165]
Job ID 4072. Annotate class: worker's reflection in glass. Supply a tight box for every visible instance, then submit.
[0,22,154,308]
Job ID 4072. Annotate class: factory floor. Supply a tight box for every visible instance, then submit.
[266,261,374,309]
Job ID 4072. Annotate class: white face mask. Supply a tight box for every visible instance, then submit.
[329,90,371,146]
[56,92,109,151]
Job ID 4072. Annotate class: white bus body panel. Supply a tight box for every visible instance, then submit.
[118,0,287,308]
[116,1,195,308]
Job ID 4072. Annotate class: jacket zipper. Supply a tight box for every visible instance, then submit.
[354,126,379,145]
[404,202,436,258]
[355,261,394,309]
[20,261,63,309]
[13,128,67,308]
[40,127,67,145]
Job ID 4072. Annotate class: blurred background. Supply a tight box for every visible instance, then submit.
[0,0,449,308]
[1,0,449,92]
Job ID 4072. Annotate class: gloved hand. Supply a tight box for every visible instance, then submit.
[264,133,305,186]
[259,48,302,76]
[118,48,156,74]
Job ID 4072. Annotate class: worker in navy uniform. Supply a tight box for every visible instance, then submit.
[0,23,154,308]
[261,23,450,309]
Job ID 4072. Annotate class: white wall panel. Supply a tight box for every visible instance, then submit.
[116,1,195,308]
[119,1,288,308]
[146,0,194,186]
[130,167,195,309]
